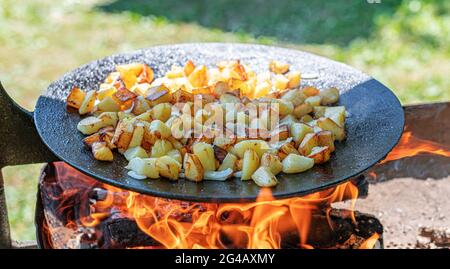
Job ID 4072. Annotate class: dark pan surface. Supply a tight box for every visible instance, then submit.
[34,43,404,202]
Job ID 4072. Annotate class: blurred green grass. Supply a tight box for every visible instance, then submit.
[0,0,448,241]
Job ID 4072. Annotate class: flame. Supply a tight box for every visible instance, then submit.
[381,131,450,163]
[82,178,358,249]
[43,162,362,249]
[358,233,380,249]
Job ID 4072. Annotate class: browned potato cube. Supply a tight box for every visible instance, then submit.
[188,65,208,87]
[280,142,299,155]
[137,64,154,84]
[111,119,134,151]
[293,103,313,118]
[132,96,151,115]
[260,152,283,175]
[302,86,319,97]
[316,130,335,152]
[183,60,195,76]
[287,71,301,89]
[172,89,194,103]
[308,146,331,164]
[91,142,114,162]
[298,133,319,156]
[183,153,204,182]
[78,90,97,115]
[212,81,230,96]
[317,117,346,141]
[112,87,137,110]
[269,60,289,74]
[66,87,86,110]
[146,85,172,107]
[319,87,339,105]
[269,125,290,143]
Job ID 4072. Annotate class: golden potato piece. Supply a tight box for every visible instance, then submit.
[151,139,173,158]
[300,114,313,123]
[305,95,322,107]
[281,154,314,173]
[149,120,171,139]
[324,106,346,127]
[146,85,172,107]
[269,60,289,74]
[302,86,319,97]
[298,133,319,156]
[151,103,171,122]
[212,81,230,96]
[97,84,116,100]
[218,153,238,171]
[280,142,299,156]
[274,74,289,91]
[128,123,145,148]
[97,96,120,112]
[132,96,151,115]
[317,117,346,141]
[172,89,194,103]
[137,64,154,84]
[254,81,271,99]
[66,87,86,110]
[77,116,104,135]
[112,119,134,151]
[319,87,339,105]
[183,153,204,182]
[188,65,208,88]
[290,122,314,148]
[126,157,159,179]
[167,149,182,164]
[78,90,97,115]
[252,166,278,187]
[287,71,301,89]
[213,136,236,151]
[97,112,119,128]
[316,130,335,152]
[231,140,270,159]
[308,146,331,164]
[241,149,260,181]
[269,125,290,143]
[260,152,283,175]
[116,63,142,89]
[156,156,181,180]
[124,146,149,161]
[192,142,216,171]
[281,88,304,106]
[293,103,313,118]
[220,93,241,104]
[91,142,114,162]
[183,60,195,76]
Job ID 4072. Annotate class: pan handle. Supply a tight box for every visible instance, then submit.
[0,81,59,168]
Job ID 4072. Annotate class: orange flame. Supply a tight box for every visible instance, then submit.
[44,163,365,249]
[78,180,359,249]
[381,131,450,163]
[358,233,380,249]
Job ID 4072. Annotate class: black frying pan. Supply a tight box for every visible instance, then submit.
[0,43,404,202]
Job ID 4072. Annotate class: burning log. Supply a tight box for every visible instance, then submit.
[101,212,160,249]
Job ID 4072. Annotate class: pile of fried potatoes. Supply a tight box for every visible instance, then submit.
[66,59,346,187]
